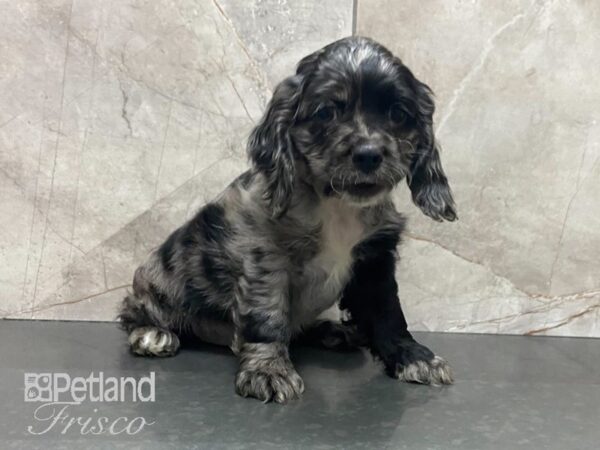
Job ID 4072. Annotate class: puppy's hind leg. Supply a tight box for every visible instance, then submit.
[118,266,181,357]
[296,320,367,351]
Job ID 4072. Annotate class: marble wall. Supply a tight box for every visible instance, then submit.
[358,0,600,336]
[0,0,352,320]
[1,0,598,337]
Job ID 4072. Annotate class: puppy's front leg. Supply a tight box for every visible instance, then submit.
[340,243,453,386]
[234,270,304,403]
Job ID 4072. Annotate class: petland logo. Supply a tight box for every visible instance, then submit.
[23,372,156,435]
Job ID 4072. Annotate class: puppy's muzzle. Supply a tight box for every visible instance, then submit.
[351,144,383,174]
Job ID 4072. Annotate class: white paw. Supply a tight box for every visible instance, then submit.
[235,366,305,403]
[128,327,180,357]
[395,356,454,386]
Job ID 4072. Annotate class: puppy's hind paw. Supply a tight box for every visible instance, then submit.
[128,326,180,357]
[297,320,367,351]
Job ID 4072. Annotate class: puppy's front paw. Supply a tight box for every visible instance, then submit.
[235,365,304,403]
[235,342,304,403]
[384,339,453,386]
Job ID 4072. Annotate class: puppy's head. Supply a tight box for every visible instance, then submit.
[248,36,456,221]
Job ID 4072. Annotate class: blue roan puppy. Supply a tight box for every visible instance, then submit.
[119,36,457,403]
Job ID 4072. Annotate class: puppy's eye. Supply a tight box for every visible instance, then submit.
[314,105,336,122]
[389,104,407,124]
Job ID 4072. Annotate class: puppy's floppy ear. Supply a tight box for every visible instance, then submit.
[248,75,303,218]
[406,75,457,222]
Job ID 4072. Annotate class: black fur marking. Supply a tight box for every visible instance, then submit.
[201,253,219,283]
[118,294,157,333]
[201,252,235,292]
[295,320,366,351]
[158,229,179,273]
[353,225,403,261]
[199,204,230,243]
[182,203,231,249]
[238,170,255,189]
[341,225,437,375]
[183,281,230,321]
[251,247,265,263]
[148,283,170,309]
[241,310,287,343]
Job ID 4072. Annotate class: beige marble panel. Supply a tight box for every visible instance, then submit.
[0,0,352,321]
[358,0,600,336]
[3,0,597,338]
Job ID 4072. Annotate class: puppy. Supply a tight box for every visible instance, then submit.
[118,36,457,403]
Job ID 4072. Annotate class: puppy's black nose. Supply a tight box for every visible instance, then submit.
[352,145,383,173]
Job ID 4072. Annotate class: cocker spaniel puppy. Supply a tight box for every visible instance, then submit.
[119,36,457,403]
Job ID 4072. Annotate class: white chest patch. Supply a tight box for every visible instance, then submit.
[291,199,366,330]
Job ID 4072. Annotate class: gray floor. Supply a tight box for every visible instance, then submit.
[1,321,599,449]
